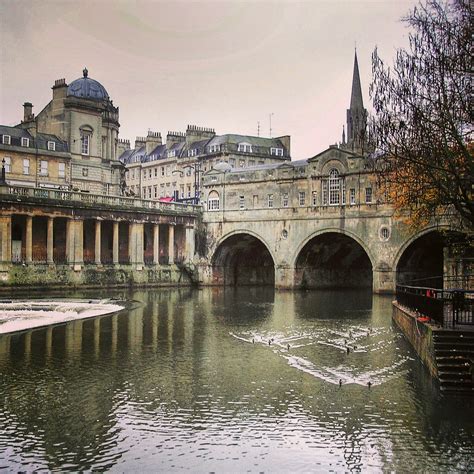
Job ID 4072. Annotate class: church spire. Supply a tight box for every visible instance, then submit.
[350,51,364,110]
[345,49,368,153]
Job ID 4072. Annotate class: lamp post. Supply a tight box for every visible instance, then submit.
[173,161,202,204]
[0,159,6,185]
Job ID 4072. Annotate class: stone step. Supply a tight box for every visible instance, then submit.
[438,371,473,381]
[437,362,471,372]
[439,379,474,390]
[436,355,471,364]
[434,342,474,351]
[435,349,474,358]
[433,333,474,343]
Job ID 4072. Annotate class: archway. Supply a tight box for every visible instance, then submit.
[212,233,275,286]
[396,231,445,288]
[295,232,373,289]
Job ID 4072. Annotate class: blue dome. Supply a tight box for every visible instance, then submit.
[67,68,109,101]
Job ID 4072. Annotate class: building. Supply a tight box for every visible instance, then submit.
[0,125,70,189]
[14,68,124,195]
[119,125,291,202]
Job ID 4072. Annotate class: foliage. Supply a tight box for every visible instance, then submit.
[369,0,473,230]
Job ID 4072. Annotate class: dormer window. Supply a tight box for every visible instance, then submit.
[270,147,283,156]
[238,142,252,153]
[209,144,220,153]
[21,137,30,147]
[168,150,176,158]
[188,149,197,157]
[47,141,56,151]
[2,135,11,145]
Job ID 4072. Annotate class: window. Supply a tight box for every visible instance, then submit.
[239,159,245,168]
[154,168,158,177]
[166,166,171,176]
[40,160,48,176]
[58,162,65,178]
[188,149,197,157]
[253,195,258,207]
[229,158,235,167]
[180,185,184,198]
[148,186,152,199]
[208,190,220,211]
[209,144,220,153]
[47,141,56,151]
[3,157,11,173]
[270,147,284,156]
[238,142,252,153]
[322,180,328,206]
[239,195,245,210]
[187,185,191,198]
[2,135,11,145]
[211,176,217,182]
[329,169,340,205]
[168,150,176,158]
[312,191,317,206]
[268,194,274,208]
[366,187,373,204]
[148,169,152,178]
[143,170,147,180]
[23,159,30,175]
[154,185,158,198]
[81,133,90,155]
[21,137,30,147]
[249,160,255,167]
[161,166,165,176]
[380,227,390,240]
[282,193,289,207]
[82,167,88,177]
[350,188,356,205]
[299,191,306,206]
[186,167,192,176]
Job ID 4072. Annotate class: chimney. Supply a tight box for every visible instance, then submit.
[146,130,162,155]
[185,124,216,145]
[117,138,131,159]
[52,78,68,100]
[135,136,146,149]
[166,131,186,149]
[23,102,34,122]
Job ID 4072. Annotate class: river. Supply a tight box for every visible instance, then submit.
[0,287,472,472]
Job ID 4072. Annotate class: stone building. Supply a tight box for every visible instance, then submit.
[119,125,291,202]
[0,125,70,188]
[15,68,124,195]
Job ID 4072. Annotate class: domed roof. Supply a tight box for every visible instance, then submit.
[67,68,109,101]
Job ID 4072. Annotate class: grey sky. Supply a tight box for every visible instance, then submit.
[0,0,417,159]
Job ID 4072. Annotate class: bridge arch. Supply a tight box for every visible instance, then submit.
[211,230,276,286]
[394,226,449,288]
[292,228,375,289]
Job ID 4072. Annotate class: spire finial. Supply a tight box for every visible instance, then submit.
[83,67,88,78]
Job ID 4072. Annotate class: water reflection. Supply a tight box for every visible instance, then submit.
[0,288,473,472]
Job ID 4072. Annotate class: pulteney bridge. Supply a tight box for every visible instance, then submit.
[198,146,452,293]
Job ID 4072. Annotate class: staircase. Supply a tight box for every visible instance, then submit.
[434,330,474,393]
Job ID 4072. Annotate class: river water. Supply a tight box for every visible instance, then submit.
[0,287,472,472]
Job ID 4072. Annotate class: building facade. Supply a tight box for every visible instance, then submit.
[120,125,291,203]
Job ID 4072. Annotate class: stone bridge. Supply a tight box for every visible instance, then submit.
[198,147,452,293]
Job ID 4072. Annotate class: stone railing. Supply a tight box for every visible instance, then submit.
[0,184,201,214]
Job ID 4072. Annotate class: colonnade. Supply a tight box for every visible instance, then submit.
[2,213,196,268]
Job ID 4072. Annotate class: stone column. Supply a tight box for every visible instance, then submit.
[168,224,174,265]
[47,217,54,264]
[129,223,144,267]
[185,225,195,263]
[153,223,159,265]
[373,266,395,294]
[113,221,119,265]
[74,219,84,266]
[26,215,33,264]
[274,265,295,290]
[0,216,12,265]
[95,220,101,265]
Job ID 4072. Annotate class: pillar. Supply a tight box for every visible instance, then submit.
[185,226,195,263]
[274,265,295,290]
[47,217,54,264]
[67,219,83,267]
[26,215,32,264]
[168,224,175,265]
[129,223,144,267]
[113,221,119,265]
[153,224,159,265]
[0,216,11,264]
[95,220,101,265]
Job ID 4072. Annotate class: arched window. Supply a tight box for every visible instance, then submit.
[329,169,340,205]
[208,190,220,211]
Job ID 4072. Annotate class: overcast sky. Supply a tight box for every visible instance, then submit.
[1,0,418,159]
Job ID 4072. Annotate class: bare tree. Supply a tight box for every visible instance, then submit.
[369,0,473,230]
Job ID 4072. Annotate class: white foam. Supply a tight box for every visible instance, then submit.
[0,300,124,334]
